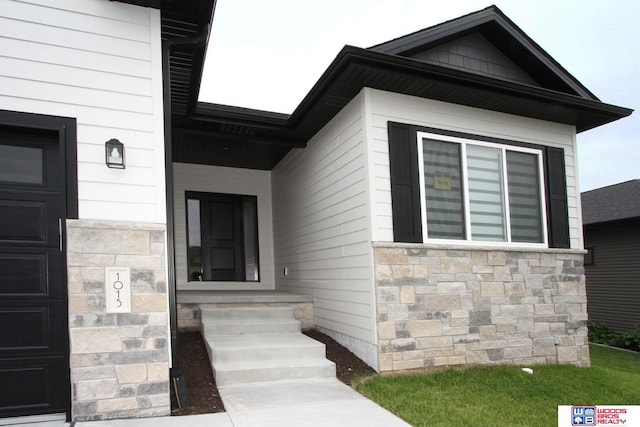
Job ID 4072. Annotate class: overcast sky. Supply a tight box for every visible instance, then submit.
[199,0,639,192]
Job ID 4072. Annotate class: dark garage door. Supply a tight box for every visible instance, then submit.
[0,127,70,418]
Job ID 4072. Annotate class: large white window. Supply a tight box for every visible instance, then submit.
[417,132,547,245]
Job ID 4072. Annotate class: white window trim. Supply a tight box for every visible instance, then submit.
[417,131,549,248]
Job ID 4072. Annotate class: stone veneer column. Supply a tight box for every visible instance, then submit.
[374,244,589,372]
[67,220,169,421]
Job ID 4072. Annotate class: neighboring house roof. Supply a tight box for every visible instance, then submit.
[120,2,633,170]
[582,180,640,226]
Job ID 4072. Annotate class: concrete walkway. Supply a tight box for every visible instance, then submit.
[218,378,410,427]
[12,379,409,426]
[72,378,410,426]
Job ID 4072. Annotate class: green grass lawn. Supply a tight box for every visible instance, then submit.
[355,344,640,427]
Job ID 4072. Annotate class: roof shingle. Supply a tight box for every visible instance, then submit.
[581,180,640,225]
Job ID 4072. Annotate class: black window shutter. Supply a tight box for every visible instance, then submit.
[388,122,422,243]
[544,146,570,248]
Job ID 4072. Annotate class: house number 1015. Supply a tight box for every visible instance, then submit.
[105,267,131,313]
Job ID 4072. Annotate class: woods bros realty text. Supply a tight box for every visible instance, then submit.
[558,406,639,426]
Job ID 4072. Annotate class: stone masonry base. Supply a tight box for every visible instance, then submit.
[374,244,589,372]
[177,302,314,330]
[67,220,169,421]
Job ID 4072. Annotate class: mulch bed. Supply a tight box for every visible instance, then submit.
[171,329,376,416]
[170,331,225,415]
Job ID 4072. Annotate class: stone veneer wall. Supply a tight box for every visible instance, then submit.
[67,220,169,421]
[177,302,315,330]
[374,244,589,372]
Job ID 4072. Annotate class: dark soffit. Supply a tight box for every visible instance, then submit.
[176,44,632,169]
[113,0,216,116]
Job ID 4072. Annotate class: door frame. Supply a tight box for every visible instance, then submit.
[0,109,77,420]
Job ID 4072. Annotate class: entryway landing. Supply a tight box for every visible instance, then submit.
[177,290,315,331]
[176,290,314,304]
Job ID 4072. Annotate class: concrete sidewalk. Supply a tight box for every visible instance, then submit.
[218,378,410,427]
[11,378,409,427]
[77,378,410,426]
[76,413,233,427]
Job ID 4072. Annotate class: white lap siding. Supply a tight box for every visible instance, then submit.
[272,91,378,368]
[367,88,583,249]
[0,0,165,223]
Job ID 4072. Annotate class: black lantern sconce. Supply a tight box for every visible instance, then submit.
[105,139,125,169]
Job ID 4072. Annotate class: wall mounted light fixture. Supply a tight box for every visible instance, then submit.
[105,138,125,169]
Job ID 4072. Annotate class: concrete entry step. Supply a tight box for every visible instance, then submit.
[205,334,327,363]
[200,306,336,387]
[202,318,301,336]
[214,358,336,385]
[201,306,295,321]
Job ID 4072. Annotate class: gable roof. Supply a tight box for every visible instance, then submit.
[369,6,598,100]
[156,3,632,170]
[582,180,640,226]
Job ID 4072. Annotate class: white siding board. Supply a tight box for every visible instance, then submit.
[2,97,155,131]
[0,57,152,97]
[274,193,367,243]
[367,88,581,248]
[1,0,166,223]
[315,299,372,317]
[77,164,156,186]
[173,163,275,291]
[77,144,156,168]
[291,152,365,207]
[277,218,369,251]
[277,247,343,263]
[79,201,157,222]
[273,91,377,346]
[283,254,371,272]
[18,0,152,22]
[79,182,155,204]
[314,311,373,336]
[0,16,151,60]
[0,38,151,78]
[294,285,372,301]
[276,236,371,261]
[3,1,151,41]
[0,75,153,113]
[277,243,369,266]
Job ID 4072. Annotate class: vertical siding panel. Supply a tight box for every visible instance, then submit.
[585,223,640,332]
[0,0,165,223]
[272,91,377,358]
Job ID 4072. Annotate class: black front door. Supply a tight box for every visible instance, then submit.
[0,127,70,418]
[202,196,246,281]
